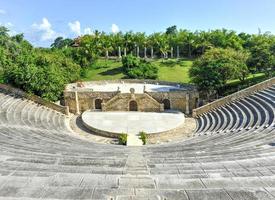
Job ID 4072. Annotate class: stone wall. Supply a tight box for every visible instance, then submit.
[102,93,163,112]
[148,90,199,113]
[192,77,275,117]
[64,80,199,114]
[64,91,118,114]
[0,84,69,115]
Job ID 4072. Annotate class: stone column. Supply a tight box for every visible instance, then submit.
[106,50,109,59]
[185,93,190,115]
[124,48,127,56]
[75,91,80,115]
[144,47,147,58]
[151,47,154,58]
[118,46,121,58]
[177,46,180,59]
[65,106,70,115]
[137,46,140,57]
[171,47,173,58]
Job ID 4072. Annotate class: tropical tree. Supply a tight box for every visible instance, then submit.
[190,48,249,97]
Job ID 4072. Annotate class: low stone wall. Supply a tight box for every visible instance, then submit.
[192,77,275,117]
[0,84,69,115]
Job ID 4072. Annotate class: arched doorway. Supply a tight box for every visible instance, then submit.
[163,99,171,110]
[129,100,138,111]
[95,99,102,110]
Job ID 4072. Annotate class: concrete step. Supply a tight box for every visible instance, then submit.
[127,135,143,146]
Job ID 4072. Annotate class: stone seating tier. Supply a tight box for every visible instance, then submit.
[0,84,274,199]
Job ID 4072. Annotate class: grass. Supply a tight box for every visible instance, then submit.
[82,59,125,81]
[227,72,266,85]
[81,58,273,96]
[81,58,193,83]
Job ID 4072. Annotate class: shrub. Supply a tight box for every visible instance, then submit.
[139,131,147,145]
[118,133,128,145]
[122,55,158,79]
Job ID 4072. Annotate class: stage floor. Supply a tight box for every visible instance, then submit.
[82,110,185,135]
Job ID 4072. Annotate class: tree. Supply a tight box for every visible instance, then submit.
[51,37,74,49]
[189,48,249,97]
[247,34,275,75]
[166,25,177,35]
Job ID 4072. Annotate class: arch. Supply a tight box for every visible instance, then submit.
[95,99,102,110]
[129,100,138,111]
[163,99,171,110]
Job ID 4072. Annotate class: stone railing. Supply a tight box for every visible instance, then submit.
[65,79,197,91]
[192,77,275,117]
[0,84,70,115]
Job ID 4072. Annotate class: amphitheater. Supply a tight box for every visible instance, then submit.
[0,77,275,200]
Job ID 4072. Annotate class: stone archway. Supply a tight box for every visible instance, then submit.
[163,99,171,110]
[95,99,102,110]
[129,100,138,111]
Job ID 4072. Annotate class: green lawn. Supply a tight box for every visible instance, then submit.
[81,58,270,91]
[81,58,193,83]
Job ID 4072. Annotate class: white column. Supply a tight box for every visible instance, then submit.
[144,47,147,58]
[118,46,121,58]
[171,47,173,58]
[106,50,109,59]
[124,48,127,56]
[137,46,140,57]
[177,46,180,58]
[185,93,190,115]
[75,91,80,115]
[151,47,154,58]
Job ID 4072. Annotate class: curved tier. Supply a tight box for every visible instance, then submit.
[0,85,274,199]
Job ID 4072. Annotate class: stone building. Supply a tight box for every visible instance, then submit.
[64,80,199,115]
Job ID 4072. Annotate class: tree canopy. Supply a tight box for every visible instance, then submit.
[189,48,249,96]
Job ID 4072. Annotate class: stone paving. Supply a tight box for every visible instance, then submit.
[0,85,274,199]
[82,110,185,135]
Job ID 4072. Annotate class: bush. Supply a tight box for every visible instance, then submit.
[118,133,128,145]
[122,55,158,79]
[139,131,147,145]
[3,49,80,102]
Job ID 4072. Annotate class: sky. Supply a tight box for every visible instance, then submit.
[0,0,275,47]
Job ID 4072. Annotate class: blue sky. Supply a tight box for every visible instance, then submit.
[0,0,275,47]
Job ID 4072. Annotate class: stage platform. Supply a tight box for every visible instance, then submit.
[81,110,185,136]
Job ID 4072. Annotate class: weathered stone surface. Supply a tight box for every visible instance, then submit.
[0,84,274,200]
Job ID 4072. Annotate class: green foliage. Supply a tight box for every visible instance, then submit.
[166,25,178,35]
[4,50,80,101]
[189,48,249,96]
[247,34,275,75]
[118,133,128,145]
[0,29,81,102]
[139,131,147,145]
[51,37,74,49]
[122,55,158,79]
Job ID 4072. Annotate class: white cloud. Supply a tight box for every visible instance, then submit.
[111,24,119,33]
[68,21,81,36]
[0,22,13,27]
[32,17,58,41]
[83,27,93,35]
[6,22,13,27]
[68,20,93,36]
[0,9,6,15]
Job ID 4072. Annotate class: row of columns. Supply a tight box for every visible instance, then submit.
[116,46,182,59]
